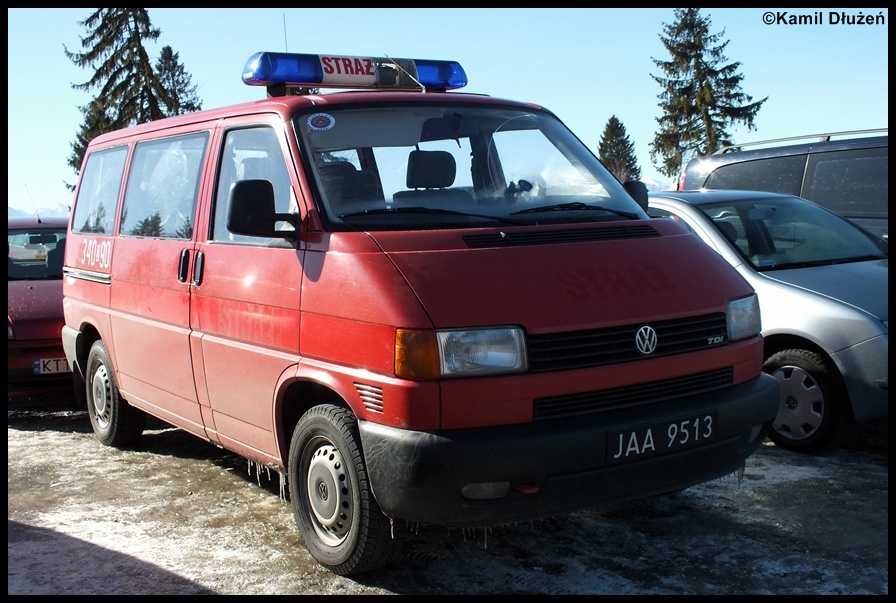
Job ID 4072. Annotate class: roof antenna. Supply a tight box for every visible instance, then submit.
[24,183,42,223]
[383,54,425,93]
[282,13,288,51]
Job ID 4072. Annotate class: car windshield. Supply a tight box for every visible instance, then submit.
[8,226,66,280]
[698,196,888,271]
[295,104,645,231]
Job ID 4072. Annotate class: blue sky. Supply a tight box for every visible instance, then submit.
[7,8,889,215]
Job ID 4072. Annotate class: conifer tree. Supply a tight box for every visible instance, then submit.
[67,98,115,182]
[156,46,203,116]
[598,115,641,183]
[64,9,202,182]
[649,8,767,179]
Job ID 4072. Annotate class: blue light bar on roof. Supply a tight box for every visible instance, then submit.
[242,52,467,93]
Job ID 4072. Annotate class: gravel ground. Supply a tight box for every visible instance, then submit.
[7,395,888,595]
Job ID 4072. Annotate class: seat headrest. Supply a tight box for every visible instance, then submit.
[318,162,360,199]
[240,157,269,180]
[46,239,65,273]
[357,169,380,199]
[406,150,456,189]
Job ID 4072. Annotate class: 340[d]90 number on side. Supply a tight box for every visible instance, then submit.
[608,412,716,464]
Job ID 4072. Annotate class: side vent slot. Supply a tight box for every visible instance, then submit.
[355,382,384,414]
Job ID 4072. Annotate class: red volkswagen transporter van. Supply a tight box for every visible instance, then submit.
[62,52,778,575]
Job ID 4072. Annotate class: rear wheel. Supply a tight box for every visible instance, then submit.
[85,340,146,448]
[763,348,853,453]
[288,404,400,575]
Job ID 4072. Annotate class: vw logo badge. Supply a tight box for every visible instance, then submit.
[635,325,658,355]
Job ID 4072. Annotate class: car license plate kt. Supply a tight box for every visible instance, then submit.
[33,357,71,375]
[608,411,717,464]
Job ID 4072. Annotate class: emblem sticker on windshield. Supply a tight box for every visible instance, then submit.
[308,113,335,131]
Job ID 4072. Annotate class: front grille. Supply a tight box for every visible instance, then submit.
[534,367,734,420]
[527,313,727,372]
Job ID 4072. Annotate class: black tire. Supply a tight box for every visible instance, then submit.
[85,340,146,448]
[288,404,401,575]
[762,348,853,453]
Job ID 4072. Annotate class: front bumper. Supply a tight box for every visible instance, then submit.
[359,372,779,527]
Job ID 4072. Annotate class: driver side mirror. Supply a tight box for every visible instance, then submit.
[226,179,300,239]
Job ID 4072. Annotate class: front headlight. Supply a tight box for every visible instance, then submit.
[727,294,761,341]
[395,326,527,380]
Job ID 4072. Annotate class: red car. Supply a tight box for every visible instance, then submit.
[8,214,72,399]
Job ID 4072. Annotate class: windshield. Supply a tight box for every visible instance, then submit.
[8,226,66,280]
[699,196,888,271]
[295,103,645,230]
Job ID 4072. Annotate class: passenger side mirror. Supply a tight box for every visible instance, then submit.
[623,180,649,213]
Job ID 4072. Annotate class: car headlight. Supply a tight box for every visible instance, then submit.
[396,326,527,379]
[727,294,761,342]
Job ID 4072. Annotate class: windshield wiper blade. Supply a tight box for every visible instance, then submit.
[510,201,638,219]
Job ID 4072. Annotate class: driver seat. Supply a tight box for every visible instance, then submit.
[393,150,473,207]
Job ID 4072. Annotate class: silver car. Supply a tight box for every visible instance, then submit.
[648,189,888,452]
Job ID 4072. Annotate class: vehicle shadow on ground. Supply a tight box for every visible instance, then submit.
[8,521,216,595]
[7,402,285,496]
[838,421,888,456]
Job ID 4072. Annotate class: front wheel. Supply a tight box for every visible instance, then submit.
[288,404,400,575]
[762,348,852,453]
[85,340,146,448]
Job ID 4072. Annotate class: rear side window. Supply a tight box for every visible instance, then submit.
[803,147,888,219]
[703,155,806,196]
[120,132,209,239]
[72,146,128,235]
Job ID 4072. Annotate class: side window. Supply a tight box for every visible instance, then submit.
[119,132,209,239]
[72,146,128,235]
[803,147,888,219]
[212,126,296,244]
[704,155,806,196]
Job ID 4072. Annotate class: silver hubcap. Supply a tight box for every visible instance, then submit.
[772,365,823,441]
[306,443,353,545]
[90,364,113,428]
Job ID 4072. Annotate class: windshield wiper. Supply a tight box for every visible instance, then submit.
[339,206,525,225]
[510,201,638,219]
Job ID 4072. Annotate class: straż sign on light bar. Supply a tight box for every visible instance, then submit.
[319,55,378,87]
